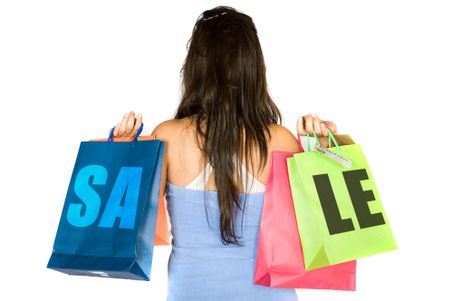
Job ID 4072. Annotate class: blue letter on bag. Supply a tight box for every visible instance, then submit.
[98,167,143,229]
[67,165,107,227]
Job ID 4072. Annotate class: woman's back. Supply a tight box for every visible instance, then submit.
[164,116,297,191]
[160,116,299,301]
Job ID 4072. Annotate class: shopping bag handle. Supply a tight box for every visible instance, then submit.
[297,133,305,152]
[305,128,340,152]
[107,123,144,142]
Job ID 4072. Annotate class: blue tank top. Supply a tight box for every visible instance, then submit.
[164,161,299,301]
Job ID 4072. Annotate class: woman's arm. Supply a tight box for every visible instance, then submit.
[151,122,170,198]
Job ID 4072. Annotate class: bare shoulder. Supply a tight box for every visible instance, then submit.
[267,123,299,153]
[150,118,186,140]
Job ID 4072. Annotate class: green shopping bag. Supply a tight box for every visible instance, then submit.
[287,130,397,271]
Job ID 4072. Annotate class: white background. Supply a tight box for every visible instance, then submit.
[1,1,449,300]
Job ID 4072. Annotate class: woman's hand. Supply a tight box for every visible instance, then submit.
[111,111,143,138]
[297,113,338,147]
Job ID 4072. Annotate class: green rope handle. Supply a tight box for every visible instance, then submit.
[306,128,340,152]
[306,131,317,153]
[327,128,340,151]
[306,131,311,151]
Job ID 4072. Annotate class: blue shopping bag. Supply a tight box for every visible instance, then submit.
[47,124,165,280]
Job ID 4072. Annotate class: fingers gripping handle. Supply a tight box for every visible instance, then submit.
[107,123,144,142]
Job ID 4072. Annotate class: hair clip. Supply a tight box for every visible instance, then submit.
[202,11,227,21]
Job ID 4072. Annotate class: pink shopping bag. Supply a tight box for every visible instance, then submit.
[253,134,356,290]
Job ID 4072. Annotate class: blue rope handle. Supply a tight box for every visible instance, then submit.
[107,122,144,142]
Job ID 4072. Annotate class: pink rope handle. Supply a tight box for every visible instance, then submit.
[297,133,305,153]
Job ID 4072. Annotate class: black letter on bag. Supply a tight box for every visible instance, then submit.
[313,174,355,235]
[343,169,385,229]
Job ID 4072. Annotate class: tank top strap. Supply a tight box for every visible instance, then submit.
[184,155,265,192]
[184,161,214,189]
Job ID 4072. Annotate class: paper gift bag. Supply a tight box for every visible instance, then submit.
[254,134,356,290]
[47,124,165,280]
[287,131,397,271]
[90,131,170,246]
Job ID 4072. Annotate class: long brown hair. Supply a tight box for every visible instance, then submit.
[175,6,282,245]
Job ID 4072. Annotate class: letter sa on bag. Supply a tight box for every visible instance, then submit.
[66,164,143,229]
